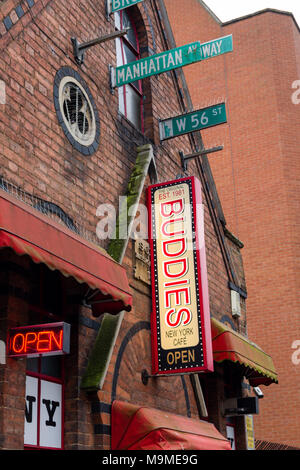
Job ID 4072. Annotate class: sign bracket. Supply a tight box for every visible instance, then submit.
[180,146,223,172]
[71,28,129,65]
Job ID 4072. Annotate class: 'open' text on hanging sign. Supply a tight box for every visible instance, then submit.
[159,103,227,141]
[111,35,233,88]
[148,177,214,376]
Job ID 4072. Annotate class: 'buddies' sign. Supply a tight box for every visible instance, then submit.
[148,177,213,375]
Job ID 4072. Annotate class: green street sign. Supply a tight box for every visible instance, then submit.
[107,0,144,15]
[112,41,202,87]
[200,35,233,60]
[111,35,233,88]
[159,103,227,141]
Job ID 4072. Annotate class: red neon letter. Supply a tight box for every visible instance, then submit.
[163,258,188,279]
[37,331,52,352]
[160,199,184,218]
[25,332,37,352]
[50,330,63,350]
[165,307,192,328]
[164,287,191,308]
[162,238,186,258]
[12,333,25,353]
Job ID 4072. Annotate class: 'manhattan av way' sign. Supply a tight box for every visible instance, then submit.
[111,35,233,88]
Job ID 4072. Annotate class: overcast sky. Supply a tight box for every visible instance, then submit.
[203,0,300,26]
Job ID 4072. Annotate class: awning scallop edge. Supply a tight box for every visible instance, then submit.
[211,317,278,386]
[0,191,132,316]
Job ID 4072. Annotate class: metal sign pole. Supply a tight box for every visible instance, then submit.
[71,28,129,65]
[180,146,224,172]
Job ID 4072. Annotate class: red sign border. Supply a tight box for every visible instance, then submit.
[147,176,213,375]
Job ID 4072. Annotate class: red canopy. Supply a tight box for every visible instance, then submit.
[211,317,278,386]
[111,400,231,450]
[0,191,132,316]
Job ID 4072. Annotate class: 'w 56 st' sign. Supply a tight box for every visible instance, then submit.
[147,177,213,375]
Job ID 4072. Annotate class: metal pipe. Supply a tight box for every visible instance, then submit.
[183,146,223,161]
[78,28,129,52]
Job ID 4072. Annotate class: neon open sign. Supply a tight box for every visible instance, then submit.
[8,322,71,358]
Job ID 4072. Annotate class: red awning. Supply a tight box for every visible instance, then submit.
[211,317,278,386]
[0,191,132,316]
[111,400,231,450]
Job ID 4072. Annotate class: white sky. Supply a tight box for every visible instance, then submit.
[203,0,300,26]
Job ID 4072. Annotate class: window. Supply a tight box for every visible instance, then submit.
[115,10,143,130]
[54,67,100,155]
[24,356,64,449]
[29,264,64,318]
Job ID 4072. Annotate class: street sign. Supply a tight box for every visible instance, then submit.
[112,41,202,87]
[107,0,144,15]
[111,35,233,88]
[159,103,227,141]
[200,35,233,60]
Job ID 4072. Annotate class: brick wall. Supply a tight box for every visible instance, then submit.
[0,252,29,448]
[165,0,300,448]
[0,0,248,449]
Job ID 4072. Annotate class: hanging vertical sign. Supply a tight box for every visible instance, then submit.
[245,415,255,450]
[107,0,144,15]
[147,176,213,375]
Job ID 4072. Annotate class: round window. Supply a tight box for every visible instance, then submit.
[54,67,100,155]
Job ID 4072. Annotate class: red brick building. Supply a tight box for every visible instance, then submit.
[0,0,277,450]
[165,0,300,449]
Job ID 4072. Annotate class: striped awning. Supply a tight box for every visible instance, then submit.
[211,317,278,386]
[0,191,132,317]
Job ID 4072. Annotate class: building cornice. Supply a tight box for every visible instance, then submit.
[222,8,300,34]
